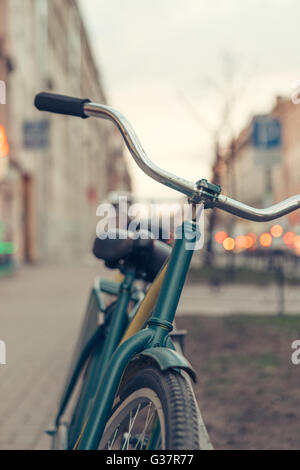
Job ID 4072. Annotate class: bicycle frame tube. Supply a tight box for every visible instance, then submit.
[119,263,168,344]
[76,328,153,449]
[120,220,200,345]
[97,270,136,383]
[68,336,106,448]
[76,221,201,449]
[68,270,136,445]
[149,220,199,342]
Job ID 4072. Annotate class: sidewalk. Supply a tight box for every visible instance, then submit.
[178,282,300,316]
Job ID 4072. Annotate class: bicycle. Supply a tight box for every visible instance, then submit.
[34,92,300,450]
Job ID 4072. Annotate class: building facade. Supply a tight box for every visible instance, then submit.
[0,0,131,263]
[271,96,300,226]
[216,96,300,234]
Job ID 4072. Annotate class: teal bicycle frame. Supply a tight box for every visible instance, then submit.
[54,220,199,450]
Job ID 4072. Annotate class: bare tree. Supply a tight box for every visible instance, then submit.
[178,51,249,265]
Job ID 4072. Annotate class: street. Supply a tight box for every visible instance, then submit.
[0,262,300,449]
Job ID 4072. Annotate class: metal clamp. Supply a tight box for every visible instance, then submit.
[191,178,222,208]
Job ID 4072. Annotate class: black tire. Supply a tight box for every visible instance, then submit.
[99,365,201,450]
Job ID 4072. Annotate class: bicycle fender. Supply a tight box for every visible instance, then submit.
[139,347,197,383]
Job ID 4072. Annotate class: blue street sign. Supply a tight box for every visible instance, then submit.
[252,116,282,167]
[252,116,282,150]
[23,120,49,150]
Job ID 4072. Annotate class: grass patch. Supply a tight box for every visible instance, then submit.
[177,314,300,449]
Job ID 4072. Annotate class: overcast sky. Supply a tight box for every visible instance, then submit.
[79,0,300,199]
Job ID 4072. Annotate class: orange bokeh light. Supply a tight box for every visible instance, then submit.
[223,237,235,251]
[215,231,228,244]
[235,235,247,250]
[270,224,283,238]
[245,235,254,249]
[294,235,300,250]
[259,232,272,248]
[248,232,257,241]
[0,125,9,158]
[283,231,295,246]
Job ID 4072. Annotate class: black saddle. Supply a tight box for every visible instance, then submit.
[93,229,171,282]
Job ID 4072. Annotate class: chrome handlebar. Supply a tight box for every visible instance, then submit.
[84,102,300,223]
[216,194,300,222]
[34,91,300,223]
[34,91,299,223]
[84,102,196,198]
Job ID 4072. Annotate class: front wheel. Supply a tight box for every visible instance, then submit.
[99,366,207,450]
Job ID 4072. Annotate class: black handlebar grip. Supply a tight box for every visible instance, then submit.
[34,92,91,119]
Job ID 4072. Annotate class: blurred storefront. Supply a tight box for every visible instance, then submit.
[215,96,300,233]
[0,0,131,265]
[207,95,300,264]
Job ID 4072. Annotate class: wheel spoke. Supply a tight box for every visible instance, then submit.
[134,402,155,450]
[121,403,141,450]
[108,425,120,450]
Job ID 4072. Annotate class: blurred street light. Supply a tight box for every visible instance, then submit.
[0,125,9,158]
[215,231,228,244]
[283,231,295,246]
[270,224,283,238]
[293,235,300,250]
[259,233,272,248]
[223,237,235,251]
[235,235,247,250]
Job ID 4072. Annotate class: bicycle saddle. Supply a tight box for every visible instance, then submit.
[93,229,171,282]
